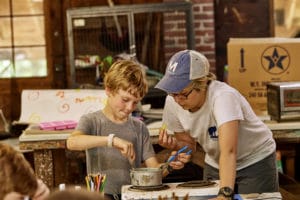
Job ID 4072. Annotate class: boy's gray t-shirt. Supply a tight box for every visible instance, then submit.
[76,110,155,195]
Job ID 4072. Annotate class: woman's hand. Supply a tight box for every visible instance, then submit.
[158,128,177,149]
[32,179,50,200]
[113,137,136,163]
[168,150,192,170]
[177,151,192,164]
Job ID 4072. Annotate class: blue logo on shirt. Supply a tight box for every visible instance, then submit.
[208,126,217,138]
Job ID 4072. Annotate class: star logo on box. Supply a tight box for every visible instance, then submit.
[261,46,290,75]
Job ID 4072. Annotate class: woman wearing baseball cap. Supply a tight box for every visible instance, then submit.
[155,50,279,199]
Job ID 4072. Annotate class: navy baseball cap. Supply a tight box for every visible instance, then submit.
[155,50,210,93]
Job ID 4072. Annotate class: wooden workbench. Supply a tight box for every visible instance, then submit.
[18,125,166,189]
[17,122,300,190]
[18,129,70,189]
[265,120,300,181]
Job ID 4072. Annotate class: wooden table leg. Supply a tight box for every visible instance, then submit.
[33,149,54,188]
[53,149,67,186]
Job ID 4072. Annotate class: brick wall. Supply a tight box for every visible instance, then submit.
[163,0,216,73]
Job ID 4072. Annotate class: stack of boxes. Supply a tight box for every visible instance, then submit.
[227,37,300,116]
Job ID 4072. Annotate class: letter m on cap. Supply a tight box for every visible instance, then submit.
[168,62,178,72]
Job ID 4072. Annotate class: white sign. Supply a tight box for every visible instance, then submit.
[19,89,107,123]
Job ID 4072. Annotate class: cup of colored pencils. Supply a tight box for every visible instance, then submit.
[85,173,107,193]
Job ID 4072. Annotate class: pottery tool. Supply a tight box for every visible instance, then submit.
[160,145,192,170]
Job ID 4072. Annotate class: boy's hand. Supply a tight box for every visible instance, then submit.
[113,137,136,162]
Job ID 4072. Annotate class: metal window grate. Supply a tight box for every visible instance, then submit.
[67,2,195,88]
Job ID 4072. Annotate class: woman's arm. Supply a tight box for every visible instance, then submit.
[158,129,197,151]
[218,120,238,190]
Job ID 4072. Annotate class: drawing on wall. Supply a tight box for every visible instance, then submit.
[19,89,107,123]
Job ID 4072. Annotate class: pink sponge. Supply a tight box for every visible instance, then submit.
[39,120,77,130]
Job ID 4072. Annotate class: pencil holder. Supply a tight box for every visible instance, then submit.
[85,173,107,193]
[85,149,107,193]
[86,149,102,175]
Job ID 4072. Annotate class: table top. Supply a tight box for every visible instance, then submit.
[121,182,282,200]
[17,120,300,150]
[264,120,300,130]
[273,130,300,144]
[121,182,219,200]
[19,124,72,142]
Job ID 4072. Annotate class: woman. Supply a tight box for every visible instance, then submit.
[155,49,279,200]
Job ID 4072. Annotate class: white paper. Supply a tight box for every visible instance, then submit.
[18,89,107,123]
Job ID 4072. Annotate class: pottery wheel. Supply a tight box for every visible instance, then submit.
[176,180,216,188]
[128,184,170,191]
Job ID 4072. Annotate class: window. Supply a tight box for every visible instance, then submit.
[0,0,47,78]
[67,2,194,87]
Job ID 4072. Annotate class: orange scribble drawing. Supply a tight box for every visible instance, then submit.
[56,91,65,98]
[57,101,70,113]
[75,96,101,103]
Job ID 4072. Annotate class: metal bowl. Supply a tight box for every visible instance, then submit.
[130,168,163,187]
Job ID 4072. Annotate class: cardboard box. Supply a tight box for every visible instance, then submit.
[227,38,300,116]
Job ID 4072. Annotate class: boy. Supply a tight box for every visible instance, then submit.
[67,60,190,200]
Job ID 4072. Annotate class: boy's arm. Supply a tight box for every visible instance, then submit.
[67,131,136,161]
[66,130,109,150]
[144,157,170,177]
